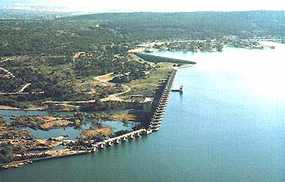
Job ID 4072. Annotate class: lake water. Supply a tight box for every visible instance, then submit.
[0,110,136,140]
[1,43,285,182]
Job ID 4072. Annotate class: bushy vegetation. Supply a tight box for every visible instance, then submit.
[70,11,285,41]
[0,144,13,163]
[0,51,152,103]
[0,11,285,107]
[1,11,285,56]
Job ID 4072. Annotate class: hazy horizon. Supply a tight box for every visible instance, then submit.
[1,0,285,13]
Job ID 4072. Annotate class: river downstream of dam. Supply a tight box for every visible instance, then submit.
[1,43,285,182]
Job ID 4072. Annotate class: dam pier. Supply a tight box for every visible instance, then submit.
[148,70,177,132]
[86,69,177,151]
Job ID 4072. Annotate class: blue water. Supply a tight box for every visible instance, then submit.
[0,110,135,139]
[1,43,285,182]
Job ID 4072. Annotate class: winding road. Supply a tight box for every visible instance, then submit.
[0,67,15,78]
[43,73,131,105]
[95,73,131,102]
[18,83,31,93]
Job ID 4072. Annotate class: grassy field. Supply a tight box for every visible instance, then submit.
[125,63,173,97]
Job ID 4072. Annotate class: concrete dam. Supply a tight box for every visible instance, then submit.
[86,70,177,151]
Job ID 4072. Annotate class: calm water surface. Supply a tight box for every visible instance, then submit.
[1,43,285,182]
[0,110,136,140]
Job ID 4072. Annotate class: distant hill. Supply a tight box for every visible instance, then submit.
[0,9,72,19]
[0,11,285,55]
[69,11,285,40]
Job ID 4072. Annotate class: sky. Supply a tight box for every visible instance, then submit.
[1,0,285,12]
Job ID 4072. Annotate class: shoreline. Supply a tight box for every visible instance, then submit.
[0,69,178,170]
[0,105,20,110]
[0,105,45,111]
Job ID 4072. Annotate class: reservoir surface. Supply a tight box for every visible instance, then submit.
[1,43,285,182]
